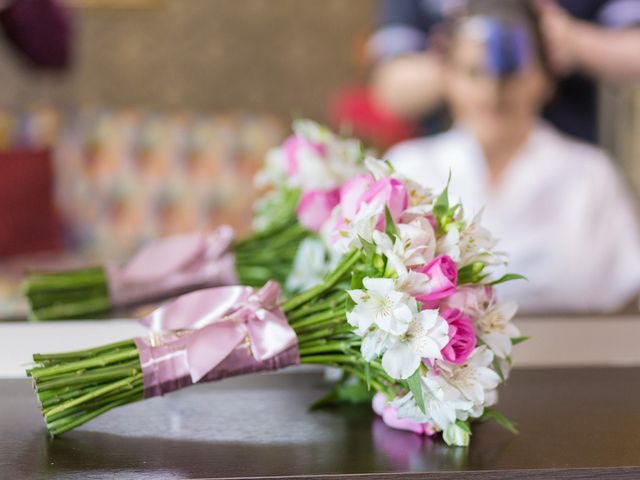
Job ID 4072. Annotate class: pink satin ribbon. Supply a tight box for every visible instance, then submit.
[107,226,238,308]
[134,281,299,397]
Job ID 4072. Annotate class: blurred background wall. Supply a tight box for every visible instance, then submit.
[0,0,373,120]
[2,0,637,193]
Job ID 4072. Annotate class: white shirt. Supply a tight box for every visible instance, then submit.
[387,123,640,313]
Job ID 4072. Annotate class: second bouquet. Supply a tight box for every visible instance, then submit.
[23,120,365,320]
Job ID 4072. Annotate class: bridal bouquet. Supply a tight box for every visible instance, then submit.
[23,120,365,320]
[28,159,524,446]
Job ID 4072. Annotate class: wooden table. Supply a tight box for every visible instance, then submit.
[2,368,639,479]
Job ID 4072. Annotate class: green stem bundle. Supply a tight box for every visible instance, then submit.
[27,251,392,436]
[22,215,309,321]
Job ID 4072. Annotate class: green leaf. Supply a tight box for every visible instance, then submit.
[309,380,374,411]
[406,368,425,414]
[433,172,451,231]
[492,356,505,382]
[511,336,530,345]
[479,407,519,435]
[489,273,528,286]
[384,205,397,240]
[458,262,485,284]
[373,254,386,274]
[456,419,472,434]
[350,270,365,290]
[359,236,377,261]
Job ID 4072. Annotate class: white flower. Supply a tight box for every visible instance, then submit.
[437,346,502,417]
[333,200,384,253]
[294,147,337,191]
[381,309,450,379]
[365,156,394,179]
[255,119,366,193]
[474,301,519,359]
[292,118,328,141]
[458,211,501,266]
[393,373,472,430]
[403,179,436,217]
[436,225,461,261]
[360,329,395,361]
[372,217,436,276]
[347,277,416,336]
[285,238,339,292]
[395,270,432,297]
[393,348,500,434]
[254,148,288,189]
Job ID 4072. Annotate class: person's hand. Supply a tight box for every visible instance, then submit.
[534,0,579,76]
[370,53,444,119]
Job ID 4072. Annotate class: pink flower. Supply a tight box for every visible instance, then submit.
[338,175,409,228]
[282,136,326,177]
[440,308,476,365]
[372,393,436,436]
[414,255,458,306]
[339,174,374,219]
[296,189,340,232]
[360,177,409,229]
[443,285,494,317]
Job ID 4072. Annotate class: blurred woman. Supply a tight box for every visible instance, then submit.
[387,0,640,313]
[370,0,640,143]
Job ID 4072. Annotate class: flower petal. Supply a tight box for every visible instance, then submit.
[382,342,421,379]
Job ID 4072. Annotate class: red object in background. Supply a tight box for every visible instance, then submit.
[329,86,418,152]
[0,150,63,257]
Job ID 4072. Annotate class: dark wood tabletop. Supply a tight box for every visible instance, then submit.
[2,367,639,479]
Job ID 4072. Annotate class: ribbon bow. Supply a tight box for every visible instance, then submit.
[106,226,238,307]
[140,281,297,383]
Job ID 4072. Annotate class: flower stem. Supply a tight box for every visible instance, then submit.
[44,373,143,419]
[30,349,140,380]
[289,309,347,331]
[282,250,361,314]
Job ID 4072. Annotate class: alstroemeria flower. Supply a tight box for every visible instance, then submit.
[339,174,375,219]
[360,177,409,230]
[331,173,410,253]
[414,255,458,305]
[402,180,437,218]
[364,156,394,180]
[285,238,339,292]
[372,217,436,276]
[282,135,326,177]
[443,285,494,318]
[381,309,450,379]
[372,392,436,435]
[474,301,520,359]
[437,346,501,415]
[450,211,506,267]
[347,277,416,336]
[440,308,476,365]
[337,175,408,229]
[436,226,461,262]
[393,373,472,431]
[332,199,384,252]
[361,328,395,361]
[296,188,340,232]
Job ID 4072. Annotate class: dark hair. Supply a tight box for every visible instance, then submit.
[450,0,553,78]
